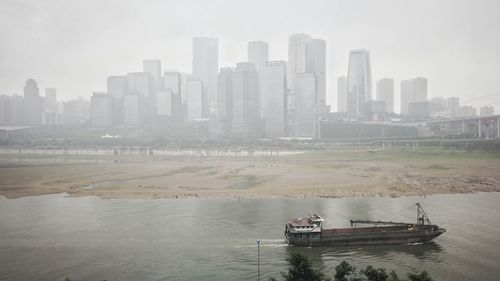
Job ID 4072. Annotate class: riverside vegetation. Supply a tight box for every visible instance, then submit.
[269,253,432,281]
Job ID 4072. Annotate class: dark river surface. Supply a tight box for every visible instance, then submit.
[1,192,499,281]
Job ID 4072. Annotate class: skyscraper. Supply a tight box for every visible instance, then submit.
[193,37,219,115]
[400,77,427,115]
[44,88,58,113]
[287,33,314,90]
[217,67,234,123]
[295,73,317,137]
[232,62,261,137]
[186,78,204,121]
[107,76,128,126]
[90,92,113,128]
[337,76,347,112]
[127,72,155,124]
[123,93,144,126]
[261,61,287,137]
[107,76,128,98]
[163,71,183,121]
[347,49,372,117]
[376,78,394,113]
[23,79,42,125]
[247,41,269,74]
[312,39,326,114]
[287,34,326,136]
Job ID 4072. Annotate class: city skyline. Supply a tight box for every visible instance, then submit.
[1,0,499,113]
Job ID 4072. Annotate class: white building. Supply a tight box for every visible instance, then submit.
[480,106,494,117]
[90,92,113,128]
[232,62,261,137]
[186,78,204,121]
[123,94,144,126]
[376,78,394,113]
[347,49,372,117]
[192,37,218,115]
[337,76,347,112]
[217,67,234,122]
[295,73,317,137]
[261,61,287,137]
[401,77,427,115]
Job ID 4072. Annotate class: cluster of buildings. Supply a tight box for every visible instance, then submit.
[0,80,90,127]
[1,34,498,140]
[336,50,495,121]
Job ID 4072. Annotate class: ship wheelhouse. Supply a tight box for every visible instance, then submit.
[285,213,324,244]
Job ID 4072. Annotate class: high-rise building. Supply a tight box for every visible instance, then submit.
[480,106,494,117]
[347,49,372,117]
[90,92,113,128]
[107,76,128,98]
[400,77,427,115]
[62,97,90,125]
[123,94,144,126]
[42,88,58,125]
[0,96,8,125]
[44,88,57,112]
[127,72,155,124]
[287,34,326,135]
[217,67,234,122]
[23,79,42,125]
[0,95,23,125]
[337,76,347,112]
[192,37,219,115]
[232,62,261,137]
[312,39,326,114]
[127,72,153,97]
[162,71,183,121]
[247,41,269,74]
[107,76,128,126]
[186,78,204,121]
[163,71,182,96]
[376,78,394,113]
[287,33,314,90]
[295,73,317,137]
[261,61,287,137]
[156,90,172,116]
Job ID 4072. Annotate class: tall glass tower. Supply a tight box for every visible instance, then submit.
[347,49,372,117]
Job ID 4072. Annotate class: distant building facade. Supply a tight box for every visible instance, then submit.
[376,78,394,113]
[347,49,372,117]
[337,76,347,113]
[193,37,219,115]
[231,62,261,137]
[186,78,204,121]
[23,79,42,125]
[261,61,287,137]
[480,106,494,117]
[401,77,427,115]
[90,92,113,128]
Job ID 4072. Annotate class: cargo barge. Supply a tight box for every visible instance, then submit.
[285,203,446,247]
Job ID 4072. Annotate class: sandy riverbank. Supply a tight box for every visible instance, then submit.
[1,148,500,199]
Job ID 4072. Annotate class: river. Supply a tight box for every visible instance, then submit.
[1,193,499,281]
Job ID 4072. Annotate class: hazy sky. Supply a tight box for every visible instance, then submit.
[1,0,499,112]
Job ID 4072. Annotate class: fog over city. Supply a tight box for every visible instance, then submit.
[1,1,500,281]
[1,0,500,111]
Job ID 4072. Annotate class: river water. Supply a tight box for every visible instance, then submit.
[1,193,499,281]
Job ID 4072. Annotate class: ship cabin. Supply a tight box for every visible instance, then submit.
[285,213,324,243]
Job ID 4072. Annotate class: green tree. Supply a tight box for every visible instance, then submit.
[387,271,401,281]
[407,271,432,281]
[361,265,388,281]
[334,261,356,281]
[280,253,330,281]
